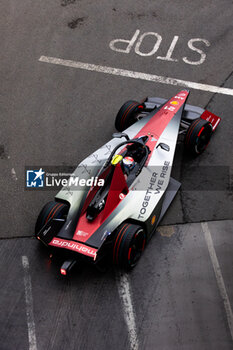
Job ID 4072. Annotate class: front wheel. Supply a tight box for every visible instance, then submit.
[35,201,68,236]
[185,118,213,155]
[113,223,146,270]
[115,100,144,132]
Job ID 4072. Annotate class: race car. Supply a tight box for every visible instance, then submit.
[35,90,221,275]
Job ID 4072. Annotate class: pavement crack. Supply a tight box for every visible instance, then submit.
[204,69,233,109]
[179,154,191,223]
[179,186,187,223]
[0,235,34,240]
[159,217,233,227]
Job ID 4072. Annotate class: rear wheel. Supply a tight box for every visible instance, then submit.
[115,100,144,132]
[185,118,213,155]
[113,223,146,270]
[35,201,68,236]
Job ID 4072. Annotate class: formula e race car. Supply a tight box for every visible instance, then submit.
[35,90,221,275]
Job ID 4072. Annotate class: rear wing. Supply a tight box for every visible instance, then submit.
[145,97,221,131]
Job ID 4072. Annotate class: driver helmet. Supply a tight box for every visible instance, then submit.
[123,156,135,171]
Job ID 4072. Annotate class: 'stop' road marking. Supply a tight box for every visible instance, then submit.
[39,56,233,96]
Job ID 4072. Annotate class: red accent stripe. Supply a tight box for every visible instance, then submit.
[121,103,137,129]
[186,119,199,145]
[113,224,128,264]
[185,119,200,146]
[197,126,204,137]
[142,238,146,251]
[128,247,132,261]
[101,163,128,223]
[120,104,132,128]
[74,163,128,243]
[116,224,129,264]
[45,203,60,224]
[113,224,127,263]
[49,203,64,221]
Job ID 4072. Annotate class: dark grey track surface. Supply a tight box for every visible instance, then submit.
[1,221,233,350]
[0,0,233,349]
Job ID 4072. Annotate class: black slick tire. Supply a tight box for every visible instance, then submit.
[185,118,213,155]
[113,223,146,270]
[115,101,143,132]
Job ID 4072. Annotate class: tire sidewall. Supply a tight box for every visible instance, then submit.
[113,224,146,270]
[185,119,213,155]
[115,101,140,132]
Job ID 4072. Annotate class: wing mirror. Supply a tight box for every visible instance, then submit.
[112,132,130,141]
[156,143,170,152]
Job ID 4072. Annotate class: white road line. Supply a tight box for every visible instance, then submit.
[22,256,38,350]
[116,271,139,350]
[202,222,233,340]
[39,56,233,96]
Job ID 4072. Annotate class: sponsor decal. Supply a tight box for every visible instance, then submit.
[49,238,97,259]
[164,105,176,112]
[151,215,156,225]
[200,110,221,131]
[138,162,171,219]
[138,172,158,219]
[119,193,126,200]
[174,93,186,99]
[154,161,170,194]
[170,100,179,105]
[76,230,89,237]
[41,226,51,236]
[26,168,45,187]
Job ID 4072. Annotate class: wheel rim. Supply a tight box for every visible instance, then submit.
[196,124,212,153]
[128,229,146,267]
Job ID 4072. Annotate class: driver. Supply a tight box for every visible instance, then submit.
[111,154,135,177]
[122,156,135,175]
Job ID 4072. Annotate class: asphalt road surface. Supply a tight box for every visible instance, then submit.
[0,0,233,349]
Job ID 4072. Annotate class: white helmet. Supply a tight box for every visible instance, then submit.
[123,156,135,171]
